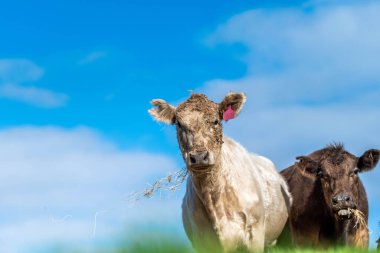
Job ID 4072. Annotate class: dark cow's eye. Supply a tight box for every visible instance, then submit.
[214,120,219,126]
[351,168,359,176]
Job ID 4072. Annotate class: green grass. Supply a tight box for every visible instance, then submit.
[96,245,378,253]
[112,244,378,253]
[270,247,378,253]
[54,244,379,253]
[53,239,379,253]
[110,241,193,253]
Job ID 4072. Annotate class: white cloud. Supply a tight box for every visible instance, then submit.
[0,59,44,83]
[79,51,106,65]
[0,59,69,108]
[0,83,68,108]
[0,126,183,252]
[201,1,380,247]
[206,2,380,105]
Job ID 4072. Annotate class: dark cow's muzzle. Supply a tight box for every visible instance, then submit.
[332,192,357,219]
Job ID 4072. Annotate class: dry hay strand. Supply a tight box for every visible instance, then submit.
[125,167,188,203]
[92,168,188,237]
[348,208,368,230]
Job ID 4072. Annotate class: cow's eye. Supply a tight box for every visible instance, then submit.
[214,120,219,127]
[352,168,359,176]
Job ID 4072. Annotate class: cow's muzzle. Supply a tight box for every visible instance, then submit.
[332,193,357,219]
[188,151,211,169]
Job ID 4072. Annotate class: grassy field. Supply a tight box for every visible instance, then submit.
[111,236,379,253]
[96,245,378,253]
[111,244,378,253]
[53,237,379,253]
[48,227,380,253]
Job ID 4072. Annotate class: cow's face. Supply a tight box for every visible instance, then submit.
[149,93,246,171]
[297,146,379,219]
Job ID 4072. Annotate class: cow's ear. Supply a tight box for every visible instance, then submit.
[219,92,246,121]
[357,149,380,172]
[148,99,176,124]
[296,156,321,176]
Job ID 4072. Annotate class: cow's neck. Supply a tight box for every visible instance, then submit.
[188,140,242,235]
[189,159,228,233]
[189,158,225,195]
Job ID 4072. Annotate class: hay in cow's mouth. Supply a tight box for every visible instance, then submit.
[336,208,368,229]
[348,208,367,229]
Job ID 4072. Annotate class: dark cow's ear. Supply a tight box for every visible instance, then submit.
[148,99,176,124]
[296,156,321,175]
[357,149,380,172]
[219,92,246,121]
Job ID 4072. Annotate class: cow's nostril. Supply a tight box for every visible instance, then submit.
[203,152,209,161]
[344,196,351,202]
[332,196,338,205]
[190,156,196,164]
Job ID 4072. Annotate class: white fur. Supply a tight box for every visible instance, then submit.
[182,136,292,252]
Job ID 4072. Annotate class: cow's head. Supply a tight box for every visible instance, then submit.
[149,92,245,171]
[296,144,379,219]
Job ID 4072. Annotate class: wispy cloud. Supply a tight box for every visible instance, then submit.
[0,59,69,108]
[205,2,380,105]
[79,51,106,65]
[0,126,182,252]
[0,83,68,108]
[0,59,44,83]
[202,1,380,246]
[203,0,380,158]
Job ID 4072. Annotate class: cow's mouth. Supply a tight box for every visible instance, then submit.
[336,209,353,219]
[188,164,214,172]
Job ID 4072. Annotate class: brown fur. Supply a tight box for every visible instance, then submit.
[149,92,246,170]
[280,145,380,248]
[175,94,223,165]
[346,225,369,249]
[149,99,176,124]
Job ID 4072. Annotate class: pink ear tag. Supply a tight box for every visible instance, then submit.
[223,105,235,121]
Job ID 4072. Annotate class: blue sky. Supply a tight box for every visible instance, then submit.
[0,0,306,151]
[1,0,380,252]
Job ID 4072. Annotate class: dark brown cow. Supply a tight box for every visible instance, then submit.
[280,144,379,248]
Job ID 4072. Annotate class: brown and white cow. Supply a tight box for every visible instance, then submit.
[149,92,291,252]
[280,144,379,248]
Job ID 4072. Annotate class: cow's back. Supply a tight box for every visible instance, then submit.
[251,154,292,246]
